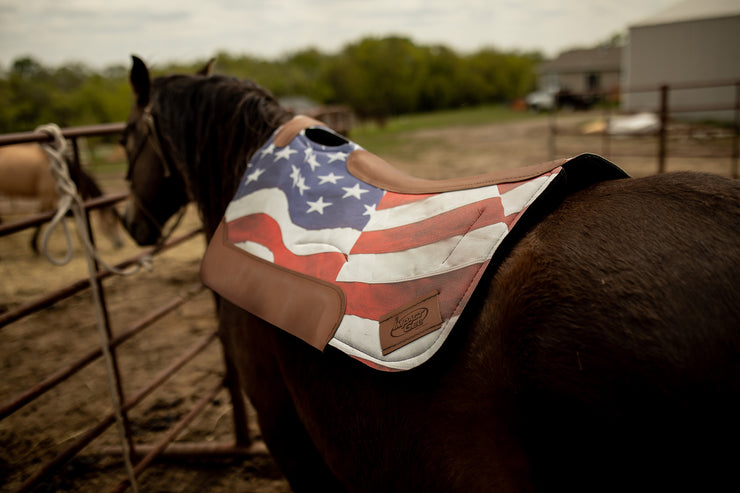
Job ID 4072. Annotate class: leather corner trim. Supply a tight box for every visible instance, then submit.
[274,115,326,147]
[200,220,346,351]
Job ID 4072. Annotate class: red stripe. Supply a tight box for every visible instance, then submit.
[376,191,436,210]
[337,262,485,321]
[227,214,346,280]
[352,196,508,254]
[228,215,491,324]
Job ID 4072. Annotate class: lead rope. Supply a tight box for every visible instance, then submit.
[39,129,153,274]
[36,124,140,493]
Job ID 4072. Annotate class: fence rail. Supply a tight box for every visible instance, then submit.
[0,123,257,492]
[548,80,740,178]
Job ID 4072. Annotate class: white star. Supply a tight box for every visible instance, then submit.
[260,143,275,157]
[306,154,321,171]
[244,167,265,185]
[274,146,298,161]
[342,183,369,200]
[304,147,314,160]
[363,204,377,218]
[318,172,342,185]
[296,176,310,195]
[306,196,332,214]
[290,165,302,187]
[327,151,348,163]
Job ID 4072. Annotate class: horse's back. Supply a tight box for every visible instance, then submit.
[232,171,740,492]
[0,144,56,202]
[492,171,740,490]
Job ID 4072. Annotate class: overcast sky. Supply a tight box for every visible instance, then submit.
[0,0,679,69]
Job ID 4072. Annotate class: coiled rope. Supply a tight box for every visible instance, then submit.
[38,124,152,274]
[36,123,140,493]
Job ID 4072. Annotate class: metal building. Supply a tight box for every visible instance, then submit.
[622,0,740,121]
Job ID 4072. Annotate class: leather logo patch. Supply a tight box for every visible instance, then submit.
[379,291,443,356]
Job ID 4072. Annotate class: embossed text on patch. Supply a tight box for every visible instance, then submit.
[379,291,443,355]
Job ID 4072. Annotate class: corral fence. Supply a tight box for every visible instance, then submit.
[0,124,259,492]
[547,80,740,178]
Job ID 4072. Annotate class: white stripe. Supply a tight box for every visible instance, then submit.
[336,222,509,283]
[233,241,274,262]
[500,173,558,216]
[225,188,361,256]
[330,315,380,353]
[364,184,501,232]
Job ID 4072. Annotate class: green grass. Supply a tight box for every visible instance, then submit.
[350,104,541,156]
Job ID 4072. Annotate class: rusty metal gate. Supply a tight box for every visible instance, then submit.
[0,124,261,492]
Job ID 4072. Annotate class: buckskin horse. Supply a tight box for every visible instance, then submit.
[119,56,740,492]
[0,142,123,252]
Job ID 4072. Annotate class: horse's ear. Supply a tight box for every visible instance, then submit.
[130,55,151,108]
[197,58,216,76]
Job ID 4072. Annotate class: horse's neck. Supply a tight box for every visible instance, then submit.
[178,147,239,241]
[164,97,290,238]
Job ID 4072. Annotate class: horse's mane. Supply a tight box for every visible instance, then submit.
[151,74,293,235]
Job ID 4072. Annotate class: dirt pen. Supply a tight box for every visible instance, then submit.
[1,112,737,492]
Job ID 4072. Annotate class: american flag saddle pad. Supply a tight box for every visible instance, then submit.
[201,116,628,371]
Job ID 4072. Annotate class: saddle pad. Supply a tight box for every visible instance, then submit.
[201,116,627,371]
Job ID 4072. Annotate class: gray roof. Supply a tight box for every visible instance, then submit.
[538,46,622,74]
[633,0,740,27]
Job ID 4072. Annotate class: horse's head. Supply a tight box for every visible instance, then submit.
[119,55,214,246]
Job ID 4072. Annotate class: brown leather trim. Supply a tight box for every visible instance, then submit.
[347,150,568,194]
[274,115,326,147]
[275,115,566,194]
[200,220,346,351]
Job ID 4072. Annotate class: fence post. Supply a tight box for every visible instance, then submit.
[732,82,739,179]
[70,134,140,470]
[602,99,611,159]
[658,85,669,174]
[548,109,556,161]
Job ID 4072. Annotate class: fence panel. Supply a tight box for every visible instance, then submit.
[547,80,739,178]
[0,124,261,492]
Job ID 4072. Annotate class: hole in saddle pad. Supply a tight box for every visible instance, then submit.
[305,127,349,147]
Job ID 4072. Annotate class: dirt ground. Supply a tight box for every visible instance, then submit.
[0,113,736,492]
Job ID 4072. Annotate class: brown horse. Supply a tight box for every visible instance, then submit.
[120,56,740,492]
[0,142,123,252]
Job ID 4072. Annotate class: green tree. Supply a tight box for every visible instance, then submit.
[5,57,55,131]
[281,48,334,102]
[328,36,428,120]
[417,45,464,111]
[0,38,542,134]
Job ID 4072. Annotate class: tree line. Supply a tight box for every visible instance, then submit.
[0,36,543,134]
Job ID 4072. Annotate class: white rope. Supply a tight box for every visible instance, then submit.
[36,123,141,493]
[38,125,152,274]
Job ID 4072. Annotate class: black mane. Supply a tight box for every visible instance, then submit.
[151,74,292,236]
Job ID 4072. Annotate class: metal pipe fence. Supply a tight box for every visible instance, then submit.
[547,79,740,178]
[0,124,257,492]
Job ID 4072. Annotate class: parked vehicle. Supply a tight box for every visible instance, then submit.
[526,88,601,112]
[525,89,557,111]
